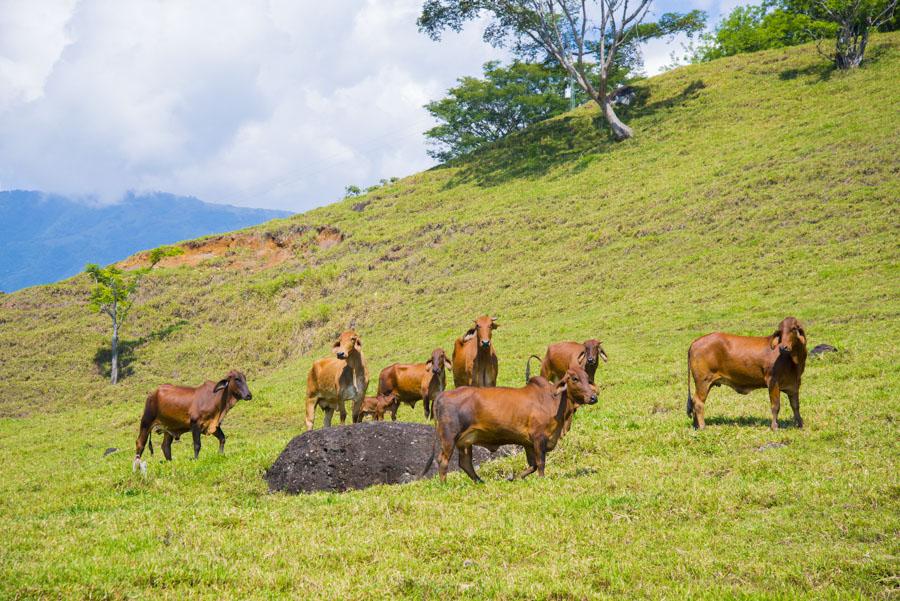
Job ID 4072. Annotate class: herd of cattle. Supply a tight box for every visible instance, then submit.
[133,315,809,483]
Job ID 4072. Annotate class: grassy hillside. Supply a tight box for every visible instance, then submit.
[1,36,898,599]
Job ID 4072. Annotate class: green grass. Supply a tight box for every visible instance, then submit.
[1,36,898,599]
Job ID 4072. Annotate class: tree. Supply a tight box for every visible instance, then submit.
[788,0,897,67]
[418,1,705,140]
[425,60,598,161]
[85,245,180,384]
[692,2,833,61]
[344,185,362,198]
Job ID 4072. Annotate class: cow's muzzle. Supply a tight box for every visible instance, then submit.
[587,394,598,405]
[245,392,253,401]
[480,340,490,349]
[778,345,791,356]
[336,351,347,359]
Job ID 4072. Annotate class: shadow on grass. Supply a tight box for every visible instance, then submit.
[781,43,893,83]
[94,320,187,381]
[779,62,835,83]
[440,80,706,189]
[705,415,799,428]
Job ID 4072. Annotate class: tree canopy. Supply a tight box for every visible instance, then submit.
[418,1,705,140]
[424,60,594,162]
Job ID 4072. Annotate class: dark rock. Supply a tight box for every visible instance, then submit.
[265,422,516,493]
[610,85,637,106]
[103,447,119,457]
[810,344,838,358]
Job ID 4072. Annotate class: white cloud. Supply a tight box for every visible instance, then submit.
[0,0,498,210]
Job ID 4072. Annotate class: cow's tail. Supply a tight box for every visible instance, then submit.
[525,355,543,383]
[147,430,154,456]
[686,346,694,417]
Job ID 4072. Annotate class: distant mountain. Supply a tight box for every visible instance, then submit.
[0,191,291,292]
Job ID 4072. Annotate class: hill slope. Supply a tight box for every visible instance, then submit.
[0,191,290,292]
[0,37,897,599]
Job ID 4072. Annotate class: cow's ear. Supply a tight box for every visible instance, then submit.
[425,358,434,368]
[577,351,586,366]
[491,320,499,329]
[213,378,229,392]
[354,337,362,349]
[770,331,781,349]
[444,357,452,370]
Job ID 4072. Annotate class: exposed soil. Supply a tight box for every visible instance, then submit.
[119,225,344,271]
[265,422,516,494]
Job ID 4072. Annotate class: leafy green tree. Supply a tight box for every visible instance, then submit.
[418,1,705,140]
[85,246,180,384]
[424,60,594,161]
[344,185,362,198]
[693,2,833,61]
[693,0,895,67]
[788,0,897,67]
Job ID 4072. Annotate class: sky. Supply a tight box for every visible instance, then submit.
[0,0,743,212]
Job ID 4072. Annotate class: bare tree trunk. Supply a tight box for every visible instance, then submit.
[601,97,633,140]
[111,320,119,385]
[595,75,633,140]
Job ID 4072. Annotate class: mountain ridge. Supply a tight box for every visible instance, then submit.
[0,190,291,292]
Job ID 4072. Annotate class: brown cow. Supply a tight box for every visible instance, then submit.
[527,339,608,384]
[423,363,598,483]
[376,348,451,420]
[133,370,252,468]
[452,315,499,388]
[305,330,369,430]
[357,393,398,421]
[687,317,808,430]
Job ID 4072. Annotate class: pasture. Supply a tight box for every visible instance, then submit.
[1,36,898,599]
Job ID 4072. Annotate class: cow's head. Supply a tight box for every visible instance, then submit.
[556,363,598,406]
[770,317,807,364]
[425,348,451,375]
[333,330,362,360]
[214,370,253,400]
[578,339,608,367]
[473,315,498,350]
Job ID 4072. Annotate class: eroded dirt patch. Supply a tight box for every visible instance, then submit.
[119,225,344,271]
[265,422,515,493]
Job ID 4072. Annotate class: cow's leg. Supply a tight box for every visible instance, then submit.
[534,437,548,477]
[458,445,483,484]
[213,427,226,454]
[390,402,398,421]
[423,397,431,420]
[338,400,347,425]
[518,446,538,479]
[351,396,365,424]
[323,406,335,428]
[692,379,711,430]
[787,390,802,428]
[160,432,174,461]
[305,396,317,431]
[437,436,455,484]
[768,385,781,431]
[135,421,151,461]
[190,420,201,459]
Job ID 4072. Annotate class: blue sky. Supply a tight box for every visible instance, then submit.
[0,0,747,212]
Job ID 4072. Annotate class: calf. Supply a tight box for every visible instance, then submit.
[305,330,369,430]
[687,317,808,430]
[423,363,597,483]
[357,393,398,421]
[377,348,451,419]
[452,315,499,388]
[527,339,608,384]
[134,370,252,467]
